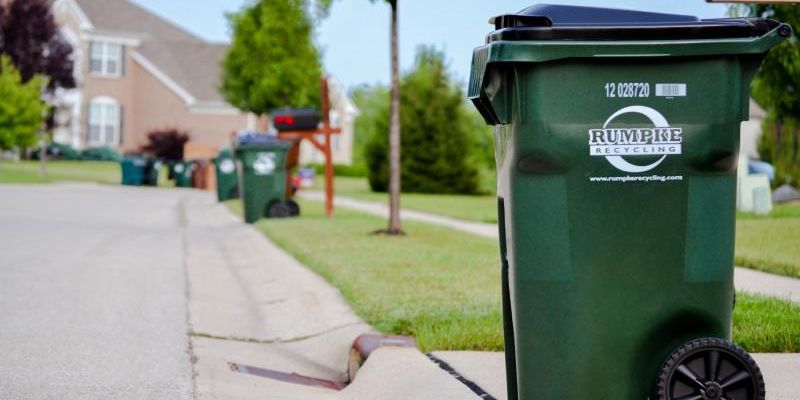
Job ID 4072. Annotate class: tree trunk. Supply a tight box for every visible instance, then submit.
[39,131,47,180]
[387,0,402,234]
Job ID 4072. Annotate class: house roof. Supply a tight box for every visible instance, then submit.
[74,0,228,104]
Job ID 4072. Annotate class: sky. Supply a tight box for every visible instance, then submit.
[130,1,731,91]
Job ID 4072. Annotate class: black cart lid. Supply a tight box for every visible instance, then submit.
[488,4,785,42]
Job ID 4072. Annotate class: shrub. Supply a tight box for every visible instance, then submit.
[140,128,189,161]
[364,47,481,194]
[81,146,121,162]
[365,128,390,192]
[351,84,390,170]
[30,141,81,160]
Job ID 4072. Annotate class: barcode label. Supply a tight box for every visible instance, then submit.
[656,83,687,97]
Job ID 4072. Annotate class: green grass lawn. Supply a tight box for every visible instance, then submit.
[734,292,800,353]
[317,177,800,278]
[315,176,499,223]
[736,204,800,278]
[0,160,178,187]
[0,160,121,184]
[227,199,800,353]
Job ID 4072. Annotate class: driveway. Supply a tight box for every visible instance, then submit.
[0,184,193,399]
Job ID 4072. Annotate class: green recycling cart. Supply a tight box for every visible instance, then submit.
[235,135,295,224]
[121,157,160,186]
[213,148,239,202]
[469,5,789,400]
[121,157,147,186]
[172,161,193,188]
[143,158,161,187]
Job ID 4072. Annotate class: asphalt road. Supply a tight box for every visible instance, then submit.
[0,184,193,399]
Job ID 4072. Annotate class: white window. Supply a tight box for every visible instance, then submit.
[89,41,122,77]
[87,97,121,146]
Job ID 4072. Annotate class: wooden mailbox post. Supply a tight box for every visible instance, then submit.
[276,78,340,217]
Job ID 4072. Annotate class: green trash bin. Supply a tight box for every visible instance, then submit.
[468,5,790,400]
[143,158,161,187]
[235,134,296,224]
[121,157,147,186]
[213,148,239,202]
[172,161,193,188]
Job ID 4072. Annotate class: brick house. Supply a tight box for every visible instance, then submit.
[51,0,254,154]
[51,0,357,165]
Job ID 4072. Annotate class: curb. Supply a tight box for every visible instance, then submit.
[347,333,417,382]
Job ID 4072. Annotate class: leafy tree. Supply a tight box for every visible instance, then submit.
[1,0,76,93]
[467,105,495,171]
[735,5,800,186]
[222,0,322,115]
[350,84,390,168]
[1,0,75,177]
[362,87,391,191]
[365,47,481,195]
[0,56,47,151]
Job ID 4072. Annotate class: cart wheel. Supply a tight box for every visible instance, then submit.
[286,200,301,217]
[656,338,765,400]
[266,202,291,218]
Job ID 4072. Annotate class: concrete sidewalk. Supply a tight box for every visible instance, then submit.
[180,193,373,399]
[432,351,800,400]
[301,191,800,303]
[734,267,800,303]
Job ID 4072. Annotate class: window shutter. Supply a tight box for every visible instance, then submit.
[89,42,97,74]
[119,104,125,145]
[85,102,90,146]
[121,45,126,77]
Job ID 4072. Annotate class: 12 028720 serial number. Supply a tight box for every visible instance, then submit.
[604,82,650,98]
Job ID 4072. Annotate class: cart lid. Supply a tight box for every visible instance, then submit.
[235,133,292,149]
[488,4,785,42]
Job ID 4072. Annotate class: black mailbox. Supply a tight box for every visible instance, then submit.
[271,108,320,132]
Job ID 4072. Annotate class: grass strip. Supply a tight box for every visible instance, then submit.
[0,160,120,184]
[0,160,178,187]
[227,199,800,353]
[734,292,800,353]
[228,199,502,352]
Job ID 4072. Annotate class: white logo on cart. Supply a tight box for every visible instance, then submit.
[588,106,682,173]
[175,164,185,173]
[253,153,276,175]
[220,159,236,174]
